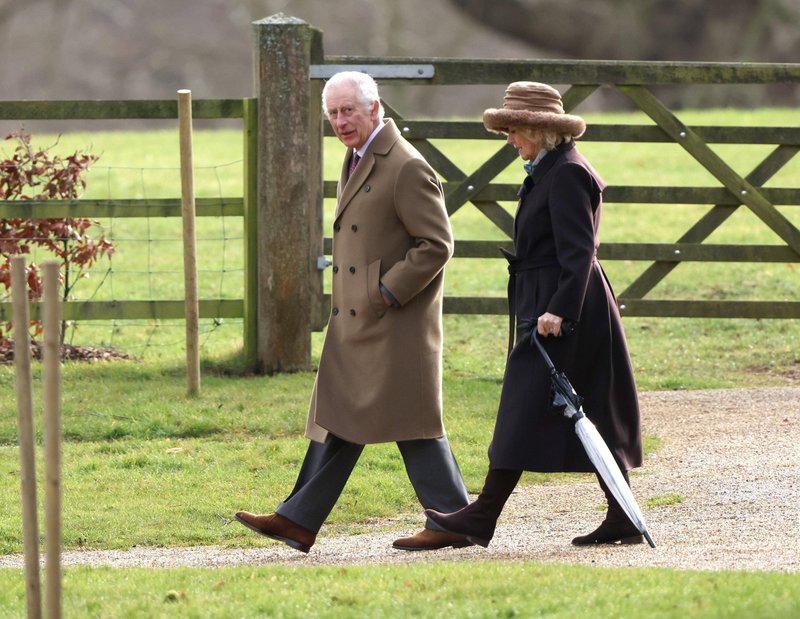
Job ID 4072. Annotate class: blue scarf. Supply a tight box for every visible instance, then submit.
[523,149,549,177]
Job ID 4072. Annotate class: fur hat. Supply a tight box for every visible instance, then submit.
[483,81,586,138]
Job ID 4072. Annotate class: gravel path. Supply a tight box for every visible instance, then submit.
[2,387,798,572]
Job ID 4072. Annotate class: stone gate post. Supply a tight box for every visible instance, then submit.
[251,14,324,373]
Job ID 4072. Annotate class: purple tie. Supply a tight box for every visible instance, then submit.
[348,152,360,177]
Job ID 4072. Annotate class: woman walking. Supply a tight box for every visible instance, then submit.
[427,82,644,547]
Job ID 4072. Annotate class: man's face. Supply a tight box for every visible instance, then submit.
[325,82,379,150]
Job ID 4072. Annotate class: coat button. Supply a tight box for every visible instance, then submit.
[349,266,356,273]
[349,309,356,316]
[333,223,340,232]
[332,307,339,316]
[351,224,358,232]
[364,185,370,192]
[332,266,339,273]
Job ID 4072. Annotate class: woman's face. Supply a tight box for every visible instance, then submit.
[506,127,542,161]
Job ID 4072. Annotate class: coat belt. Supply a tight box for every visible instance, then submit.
[501,249,560,357]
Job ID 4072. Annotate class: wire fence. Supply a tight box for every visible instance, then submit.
[1,156,246,359]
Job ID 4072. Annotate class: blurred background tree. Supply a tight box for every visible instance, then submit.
[1,0,798,127]
[446,0,800,63]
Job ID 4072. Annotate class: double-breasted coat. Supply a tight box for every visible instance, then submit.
[305,119,454,445]
[489,140,643,472]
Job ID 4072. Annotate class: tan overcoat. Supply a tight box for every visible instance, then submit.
[305,119,453,444]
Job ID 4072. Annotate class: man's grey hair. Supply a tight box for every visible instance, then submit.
[322,71,385,121]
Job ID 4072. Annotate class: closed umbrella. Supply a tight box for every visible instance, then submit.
[532,330,656,548]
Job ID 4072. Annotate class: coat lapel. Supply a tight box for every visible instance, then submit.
[530,140,573,185]
[334,119,401,220]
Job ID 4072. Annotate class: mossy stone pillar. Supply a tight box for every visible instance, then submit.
[252,14,323,373]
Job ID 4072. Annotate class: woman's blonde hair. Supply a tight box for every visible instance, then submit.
[519,127,567,151]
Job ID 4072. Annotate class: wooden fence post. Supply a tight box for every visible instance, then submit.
[178,89,201,394]
[251,14,323,374]
[11,256,42,619]
[42,261,62,619]
[242,97,259,370]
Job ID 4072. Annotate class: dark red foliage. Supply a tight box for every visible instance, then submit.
[0,132,115,343]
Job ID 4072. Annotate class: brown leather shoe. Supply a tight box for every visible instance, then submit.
[392,528,474,551]
[234,511,316,553]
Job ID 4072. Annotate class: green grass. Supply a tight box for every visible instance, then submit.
[0,354,666,554]
[646,493,685,508]
[1,361,602,553]
[0,110,797,617]
[0,563,798,618]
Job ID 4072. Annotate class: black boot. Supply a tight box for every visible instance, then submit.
[425,469,521,547]
[572,471,643,546]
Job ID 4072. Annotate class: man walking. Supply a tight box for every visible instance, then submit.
[235,71,471,553]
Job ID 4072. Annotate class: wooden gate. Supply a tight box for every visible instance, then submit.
[316,59,800,319]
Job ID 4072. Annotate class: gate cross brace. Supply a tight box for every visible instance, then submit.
[617,85,800,259]
[621,143,800,299]
[381,100,515,237]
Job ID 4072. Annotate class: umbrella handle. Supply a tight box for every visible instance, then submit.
[531,330,556,371]
[530,319,577,370]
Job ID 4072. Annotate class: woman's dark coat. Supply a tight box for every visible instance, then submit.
[489,140,643,473]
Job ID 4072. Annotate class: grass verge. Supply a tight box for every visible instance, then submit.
[1,562,798,618]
